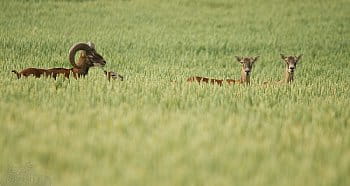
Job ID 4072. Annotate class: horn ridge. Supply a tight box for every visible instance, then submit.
[68,42,92,67]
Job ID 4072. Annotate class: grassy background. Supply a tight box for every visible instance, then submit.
[0,0,349,185]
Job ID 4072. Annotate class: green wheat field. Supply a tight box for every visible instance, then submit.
[0,0,349,185]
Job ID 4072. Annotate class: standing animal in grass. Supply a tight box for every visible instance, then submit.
[263,54,303,84]
[187,56,259,85]
[12,42,107,79]
[280,54,302,83]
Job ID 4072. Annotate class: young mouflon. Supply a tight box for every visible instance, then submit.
[280,54,302,83]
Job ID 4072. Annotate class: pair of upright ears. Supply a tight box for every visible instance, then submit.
[234,56,260,63]
[280,54,303,60]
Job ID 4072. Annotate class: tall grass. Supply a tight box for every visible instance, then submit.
[0,0,349,185]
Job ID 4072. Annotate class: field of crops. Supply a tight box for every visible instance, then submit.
[0,0,349,185]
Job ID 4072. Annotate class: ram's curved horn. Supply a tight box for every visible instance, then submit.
[87,41,95,50]
[69,42,92,67]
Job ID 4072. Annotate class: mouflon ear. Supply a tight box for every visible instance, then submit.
[296,54,303,61]
[280,54,286,60]
[252,56,259,62]
[235,56,242,62]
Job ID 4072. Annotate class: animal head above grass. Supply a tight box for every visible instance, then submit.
[69,42,107,69]
[280,54,302,73]
[234,56,259,75]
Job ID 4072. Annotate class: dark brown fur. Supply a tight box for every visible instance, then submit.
[187,76,223,85]
[104,70,124,81]
[12,68,72,79]
[187,76,240,86]
[187,56,258,86]
[11,67,92,80]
